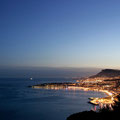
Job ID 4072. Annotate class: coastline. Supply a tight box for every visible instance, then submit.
[30,70,120,120]
[31,83,118,106]
[30,82,120,120]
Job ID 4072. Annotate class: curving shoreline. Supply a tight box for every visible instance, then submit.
[30,82,118,106]
[30,81,120,120]
[30,69,120,120]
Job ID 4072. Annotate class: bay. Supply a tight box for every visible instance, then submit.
[0,78,106,120]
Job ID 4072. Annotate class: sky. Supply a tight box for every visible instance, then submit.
[1,0,120,69]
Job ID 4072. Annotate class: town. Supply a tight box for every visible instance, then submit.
[31,69,120,109]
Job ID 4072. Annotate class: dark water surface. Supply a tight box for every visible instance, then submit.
[0,78,106,120]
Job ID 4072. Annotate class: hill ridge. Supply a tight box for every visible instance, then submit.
[90,69,120,78]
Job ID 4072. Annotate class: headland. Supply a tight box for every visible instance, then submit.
[30,69,120,120]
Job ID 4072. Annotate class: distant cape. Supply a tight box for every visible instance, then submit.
[90,69,120,78]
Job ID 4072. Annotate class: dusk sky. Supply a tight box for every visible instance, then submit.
[1,0,120,68]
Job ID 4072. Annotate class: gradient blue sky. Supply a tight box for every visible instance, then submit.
[1,0,120,68]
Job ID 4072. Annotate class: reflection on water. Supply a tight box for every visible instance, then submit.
[0,78,106,120]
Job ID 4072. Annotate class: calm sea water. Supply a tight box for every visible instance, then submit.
[0,78,106,120]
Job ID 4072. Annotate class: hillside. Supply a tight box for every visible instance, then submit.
[90,69,120,78]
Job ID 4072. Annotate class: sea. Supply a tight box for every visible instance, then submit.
[0,78,106,120]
